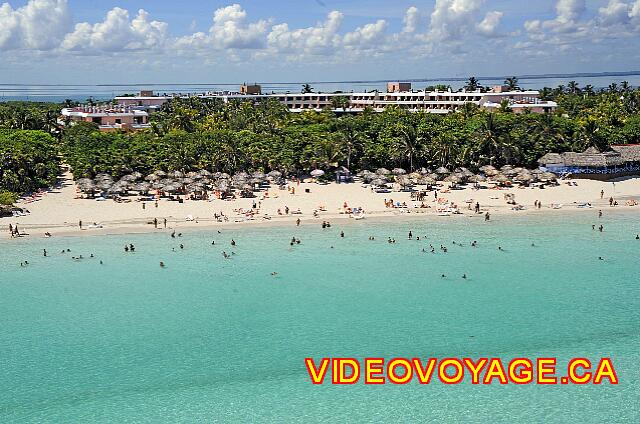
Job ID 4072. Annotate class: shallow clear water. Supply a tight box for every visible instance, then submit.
[1,212,639,423]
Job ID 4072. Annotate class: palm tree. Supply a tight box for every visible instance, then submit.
[464,76,482,92]
[302,84,314,94]
[498,99,512,113]
[539,87,553,101]
[608,83,618,93]
[330,96,350,111]
[583,85,595,96]
[504,76,520,91]
[620,81,631,93]
[473,113,510,165]
[567,81,580,94]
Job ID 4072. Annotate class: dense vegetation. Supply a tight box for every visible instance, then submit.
[2,79,640,201]
[0,129,60,201]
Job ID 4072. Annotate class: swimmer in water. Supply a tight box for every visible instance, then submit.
[271,272,278,276]
[498,246,503,251]
[231,239,236,246]
[160,261,165,267]
[441,274,446,278]
[462,274,467,279]
[340,231,344,238]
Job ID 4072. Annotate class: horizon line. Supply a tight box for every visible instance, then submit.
[1,70,640,88]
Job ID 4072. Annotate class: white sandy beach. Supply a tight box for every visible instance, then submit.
[2,172,639,238]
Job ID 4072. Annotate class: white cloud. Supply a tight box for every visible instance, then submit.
[62,8,167,52]
[175,4,269,50]
[599,0,631,25]
[402,6,421,33]
[267,11,343,55]
[428,0,483,41]
[477,11,503,37]
[427,0,503,41]
[342,20,387,48]
[525,0,586,34]
[0,0,71,50]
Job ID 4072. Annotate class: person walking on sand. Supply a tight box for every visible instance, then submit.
[485,211,490,221]
[599,210,602,218]
[164,218,167,229]
[600,189,604,199]
[79,220,82,229]
[296,218,301,226]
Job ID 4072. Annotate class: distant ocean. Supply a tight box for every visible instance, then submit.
[3,71,640,102]
[1,212,638,422]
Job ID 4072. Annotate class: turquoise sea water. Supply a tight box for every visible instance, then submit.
[1,212,639,423]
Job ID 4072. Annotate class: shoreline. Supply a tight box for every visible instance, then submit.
[2,204,637,241]
[2,172,639,240]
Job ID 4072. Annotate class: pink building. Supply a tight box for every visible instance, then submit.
[61,106,150,132]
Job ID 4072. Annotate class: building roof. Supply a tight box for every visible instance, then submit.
[537,153,563,164]
[611,144,640,162]
[538,146,640,167]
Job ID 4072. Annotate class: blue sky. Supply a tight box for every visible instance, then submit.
[1,0,638,84]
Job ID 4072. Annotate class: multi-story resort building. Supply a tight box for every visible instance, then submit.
[63,82,557,132]
[61,105,151,132]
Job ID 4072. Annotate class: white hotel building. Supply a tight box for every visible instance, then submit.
[67,83,556,132]
[116,83,556,114]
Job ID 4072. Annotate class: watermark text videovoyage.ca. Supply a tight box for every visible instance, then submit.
[305,357,618,385]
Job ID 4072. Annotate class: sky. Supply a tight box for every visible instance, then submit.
[0,0,639,84]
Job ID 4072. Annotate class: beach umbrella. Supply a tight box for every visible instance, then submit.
[392,168,407,175]
[252,171,265,180]
[163,183,181,193]
[435,166,450,175]
[376,168,390,175]
[154,170,167,177]
[96,179,114,191]
[444,174,461,183]
[199,169,212,177]
[131,172,143,180]
[515,172,534,183]
[408,172,422,180]
[371,178,387,187]
[267,170,282,179]
[468,174,486,183]
[310,169,325,177]
[171,170,184,179]
[541,172,558,181]
[418,176,436,185]
[494,174,510,183]
[394,175,411,187]
[134,182,151,192]
[145,173,159,181]
[417,167,431,175]
[217,181,230,192]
